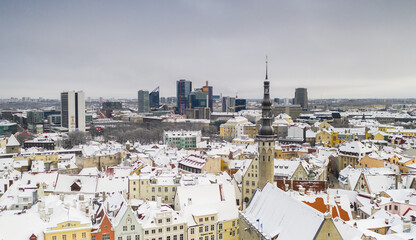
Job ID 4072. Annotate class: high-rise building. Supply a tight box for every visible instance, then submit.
[138,90,150,113]
[61,90,85,132]
[201,81,213,112]
[222,96,235,112]
[149,87,160,109]
[235,99,247,112]
[189,88,208,109]
[176,79,192,115]
[295,88,308,110]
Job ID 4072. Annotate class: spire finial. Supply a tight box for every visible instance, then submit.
[265,56,268,80]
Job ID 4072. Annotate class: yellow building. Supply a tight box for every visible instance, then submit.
[316,129,332,146]
[357,156,385,168]
[220,117,249,140]
[187,213,239,240]
[232,137,255,145]
[44,221,91,240]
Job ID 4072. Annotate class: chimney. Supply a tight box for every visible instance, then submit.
[395,174,402,189]
[385,218,389,225]
[206,81,208,87]
[39,210,46,221]
[157,196,162,208]
[405,199,410,204]
[403,218,411,233]
[371,206,380,215]
[188,198,192,206]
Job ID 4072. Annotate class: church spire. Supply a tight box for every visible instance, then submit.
[265,56,268,80]
[258,57,274,138]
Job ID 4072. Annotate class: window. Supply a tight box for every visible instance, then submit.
[211,236,214,240]
[205,226,208,232]
[211,225,214,231]
[191,228,195,234]
[389,205,392,210]
[167,227,171,232]
[152,187,155,192]
[152,229,156,234]
[145,230,149,235]
[167,237,171,240]
[158,219,162,224]
[211,216,215,221]
[180,235,184,240]
[219,223,223,230]
[92,236,96,240]
[394,205,398,210]
[123,226,128,231]
[166,218,171,223]
[205,236,209,240]
[82,232,86,238]
[205,217,209,221]
[232,220,235,227]
[180,225,184,230]
[173,226,177,231]
[199,218,203,222]
[219,233,223,239]
[127,237,131,240]
[62,236,67,240]
[158,228,162,233]
[199,226,203,233]
[252,181,255,186]
[118,237,122,240]
[131,225,135,231]
[103,234,110,240]
[152,196,155,201]
[165,187,168,192]
[173,236,177,240]
[158,187,161,192]
[52,237,57,240]
[246,181,249,186]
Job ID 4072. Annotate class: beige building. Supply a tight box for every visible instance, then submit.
[129,173,181,204]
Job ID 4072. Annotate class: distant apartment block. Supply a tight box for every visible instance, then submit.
[138,90,150,113]
[163,130,201,149]
[61,90,86,132]
[295,88,308,110]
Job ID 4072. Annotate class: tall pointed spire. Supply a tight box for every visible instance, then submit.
[258,57,274,137]
[265,56,268,80]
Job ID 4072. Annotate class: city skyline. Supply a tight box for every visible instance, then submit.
[1,1,416,99]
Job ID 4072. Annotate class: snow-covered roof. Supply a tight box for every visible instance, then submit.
[241,183,325,240]
[6,135,20,147]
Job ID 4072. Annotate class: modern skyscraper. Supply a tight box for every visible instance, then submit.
[201,81,213,112]
[138,90,150,113]
[61,90,85,132]
[295,88,308,110]
[222,96,235,112]
[149,87,160,109]
[176,79,192,115]
[257,59,276,190]
[235,99,247,112]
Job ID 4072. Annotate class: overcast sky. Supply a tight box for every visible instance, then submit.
[0,0,415,100]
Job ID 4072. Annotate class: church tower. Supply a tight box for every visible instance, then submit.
[257,58,276,190]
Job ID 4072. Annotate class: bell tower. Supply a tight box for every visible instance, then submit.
[257,57,276,189]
